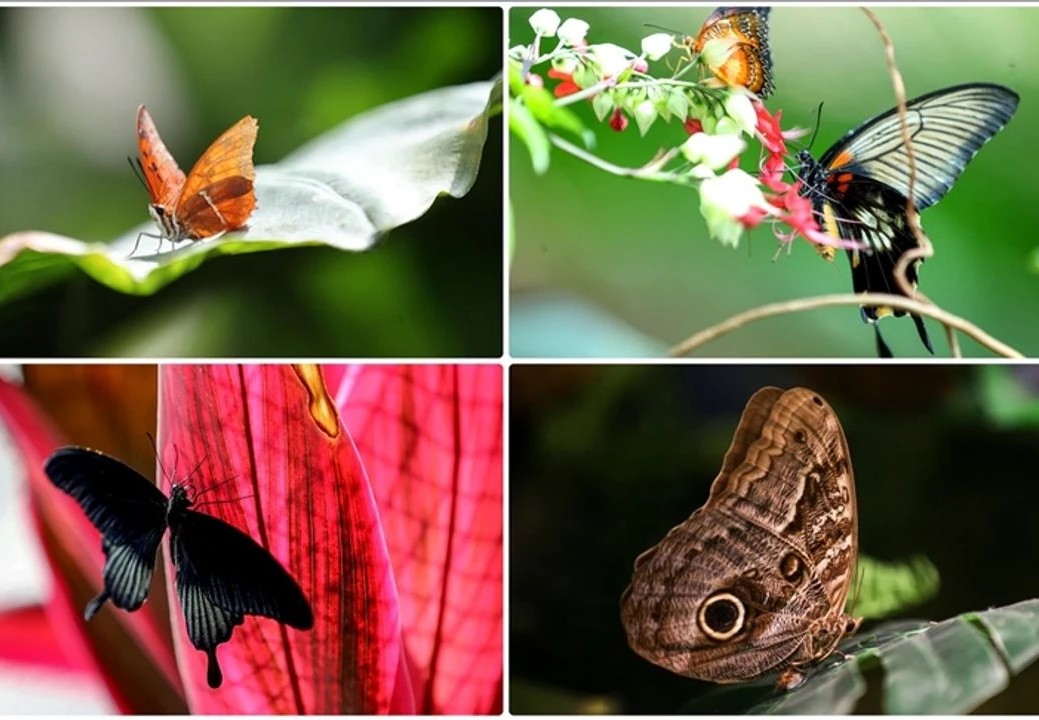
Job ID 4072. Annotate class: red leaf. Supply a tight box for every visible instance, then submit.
[0,374,185,713]
[157,365,400,713]
[0,605,82,671]
[328,365,504,714]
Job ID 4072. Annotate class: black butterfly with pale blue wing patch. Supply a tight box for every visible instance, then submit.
[797,83,1019,356]
[44,446,314,689]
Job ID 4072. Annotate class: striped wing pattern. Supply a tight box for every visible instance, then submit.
[818,83,1019,210]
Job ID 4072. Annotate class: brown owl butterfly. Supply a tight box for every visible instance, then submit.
[620,386,860,691]
[686,7,774,98]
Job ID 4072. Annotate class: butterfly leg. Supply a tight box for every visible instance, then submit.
[775,666,807,692]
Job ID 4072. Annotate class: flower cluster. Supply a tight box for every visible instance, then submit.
[510,8,858,253]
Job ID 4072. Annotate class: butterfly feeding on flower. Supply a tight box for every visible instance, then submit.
[796,83,1019,356]
[687,7,774,98]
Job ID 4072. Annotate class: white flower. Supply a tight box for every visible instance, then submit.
[551,55,578,75]
[698,36,737,71]
[713,116,740,136]
[558,18,590,46]
[588,43,633,78]
[634,100,657,135]
[529,8,561,36]
[724,93,758,135]
[665,90,689,121]
[641,33,673,61]
[699,169,774,247]
[681,131,746,171]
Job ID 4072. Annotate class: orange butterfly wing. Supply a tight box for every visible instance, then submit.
[136,105,187,208]
[174,115,258,238]
[690,7,774,98]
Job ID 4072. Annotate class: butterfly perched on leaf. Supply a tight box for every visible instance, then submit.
[796,83,1019,356]
[44,446,314,689]
[131,105,258,256]
[687,6,774,98]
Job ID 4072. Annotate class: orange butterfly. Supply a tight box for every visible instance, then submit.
[131,105,258,255]
[687,7,774,98]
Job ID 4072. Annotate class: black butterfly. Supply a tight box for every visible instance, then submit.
[797,83,1019,356]
[44,446,314,689]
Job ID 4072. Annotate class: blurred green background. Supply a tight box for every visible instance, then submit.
[510,364,1039,712]
[0,7,502,357]
[509,7,1039,358]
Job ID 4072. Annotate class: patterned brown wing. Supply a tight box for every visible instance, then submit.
[620,387,859,686]
[707,386,858,615]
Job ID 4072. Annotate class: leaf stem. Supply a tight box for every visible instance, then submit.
[667,293,1023,358]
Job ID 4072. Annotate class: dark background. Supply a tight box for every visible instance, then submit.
[510,364,1039,712]
[0,7,502,357]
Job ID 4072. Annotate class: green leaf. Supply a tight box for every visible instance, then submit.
[0,77,499,301]
[978,365,1039,427]
[519,83,593,149]
[509,98,551,174]
[853,554,941,619]
[686,600,1039,714]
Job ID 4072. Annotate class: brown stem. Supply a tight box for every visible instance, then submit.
[667,292,1022,358]
[860,9,935,303]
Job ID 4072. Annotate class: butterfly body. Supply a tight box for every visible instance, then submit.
[797,83,1019,355]
[134,105,258,253]
[689,7,774,98]
[45,446,313,689]
[621,387,859,688]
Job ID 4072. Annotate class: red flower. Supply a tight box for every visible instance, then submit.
[683,118,704,135]
[609,108,628,132]
[547,67,581,98]
[760,151,790,193]
[737,205,769,228]
[754,100,786,154]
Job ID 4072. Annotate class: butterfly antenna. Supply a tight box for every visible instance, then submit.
[806,101,825,153]
[146,432,171,489]
[127,156,148,190]
[848,560,865,616]
[193,493,255,511]
[644,22,683,35]
[190,472,240,503]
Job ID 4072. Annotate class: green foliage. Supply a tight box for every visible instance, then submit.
[979,365,1039,427]
[680,600,1039,714]
[853,554,941,619]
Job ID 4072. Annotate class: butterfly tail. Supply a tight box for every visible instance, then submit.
[84,590,111,621]
[874,325,894,358]
[912,314,934,354]
[206,649,223,689]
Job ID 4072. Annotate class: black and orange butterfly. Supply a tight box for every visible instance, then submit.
[687,7,774,98]
[796,83,1019,356]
